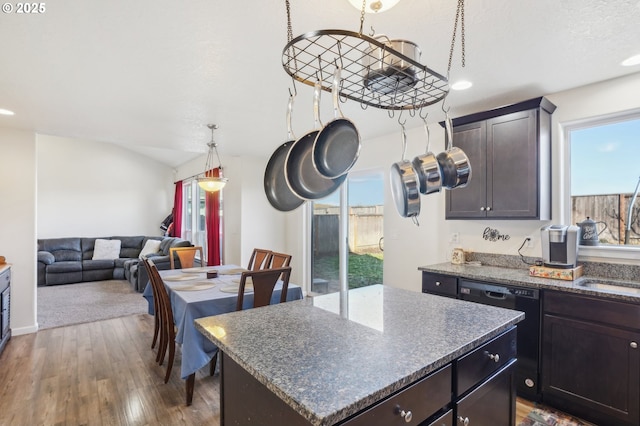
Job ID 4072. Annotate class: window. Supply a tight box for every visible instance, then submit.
[181,179,222,262]
[311,169,384,294]
[568,111,640,248]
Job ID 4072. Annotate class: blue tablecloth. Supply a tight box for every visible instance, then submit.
[142,265,303,379]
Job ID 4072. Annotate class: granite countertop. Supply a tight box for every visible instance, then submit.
[195,284,523,426]
[419,262,640,302]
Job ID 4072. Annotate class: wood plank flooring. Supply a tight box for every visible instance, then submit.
[0,313,536,425]
[0,314,220,426]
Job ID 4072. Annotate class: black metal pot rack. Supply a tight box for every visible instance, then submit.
[282,29,449,111]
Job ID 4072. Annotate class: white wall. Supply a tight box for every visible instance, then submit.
[37,135,174,238]
[0,128,38,335]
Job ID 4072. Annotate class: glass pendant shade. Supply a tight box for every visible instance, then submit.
[198,176,228,192]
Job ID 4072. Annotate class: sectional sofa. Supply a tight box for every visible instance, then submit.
[37,236,196,292]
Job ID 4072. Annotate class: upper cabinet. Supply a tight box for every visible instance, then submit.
[445,97,556,220]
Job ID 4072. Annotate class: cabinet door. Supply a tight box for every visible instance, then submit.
[456,361,516,426]
[446,121,486,219]
[542,314,640,426]
[486,110,538,218]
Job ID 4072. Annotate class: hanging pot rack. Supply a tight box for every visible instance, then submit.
[282,29,449,111]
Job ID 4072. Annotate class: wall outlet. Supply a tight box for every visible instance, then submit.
[526,238,534,248]
[451,232,460,244]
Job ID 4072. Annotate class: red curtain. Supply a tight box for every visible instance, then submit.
[172,181,183,238]
[205,168,222,266]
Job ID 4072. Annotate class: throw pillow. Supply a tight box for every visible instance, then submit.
[139,239,162,259]
[92,239,121,260]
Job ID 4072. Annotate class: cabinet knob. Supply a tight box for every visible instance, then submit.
[458,416,470,425]
[486,206,492,211]
[485,351,500,363]
[435,281,441,286]
[631,342,638,349]
[480,207,485,211]
[396,407,413,423]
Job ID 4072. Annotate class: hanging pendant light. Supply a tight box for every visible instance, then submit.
[347,0,400,13]
[197,124,228,192]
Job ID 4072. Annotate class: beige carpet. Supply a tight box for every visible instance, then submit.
[38,280,148,329]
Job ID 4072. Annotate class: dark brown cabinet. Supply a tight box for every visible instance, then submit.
[0,266,11,356]
[542,291,640,426]
[421,272,457,298]
[445,97,556,220]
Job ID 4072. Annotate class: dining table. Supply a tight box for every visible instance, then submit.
[142,263,303,404]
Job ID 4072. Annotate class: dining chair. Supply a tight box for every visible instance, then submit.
[208,266,292,377]
[146,258,177,383]
[141,257,161,353]
[268,251,292,268]
[247,248,272,271]
[170,246,204,269]
[236,266,292,311]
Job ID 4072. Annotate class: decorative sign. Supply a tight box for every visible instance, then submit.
[483,227,510,242]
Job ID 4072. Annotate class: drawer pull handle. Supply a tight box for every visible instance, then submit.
[458,416,470,425]
[435,281,441,286]
[395,406,413,423]
[485,351,500,363]
[631,342,638,349]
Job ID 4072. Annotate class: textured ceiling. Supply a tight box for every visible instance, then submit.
[1,0,639,167]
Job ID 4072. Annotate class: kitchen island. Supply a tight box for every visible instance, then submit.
[195,284,523,426]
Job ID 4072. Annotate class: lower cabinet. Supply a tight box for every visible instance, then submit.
[456,362,516,426]
[542,291,640,426]
[220,327,518,426]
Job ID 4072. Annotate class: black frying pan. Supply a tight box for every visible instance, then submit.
[285,81,346,200]
[264,95,304,211]
[312,67,361,178]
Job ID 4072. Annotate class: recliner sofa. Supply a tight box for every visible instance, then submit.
[37,236,196,292]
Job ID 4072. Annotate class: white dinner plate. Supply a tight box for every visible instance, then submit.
[163,274,200,282]
[173,283,216,291]
[219,283,254,293]
[180,267,219,273]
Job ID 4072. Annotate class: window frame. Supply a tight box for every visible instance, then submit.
[562,107,640,262]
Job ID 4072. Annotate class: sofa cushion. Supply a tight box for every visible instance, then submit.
[40,237,82,262]
[139,239,162,259]
[116,236,146,259]
[47,261,82,274]
[83,259,115,271]
[92,239,121,260]
[38,251,55,265]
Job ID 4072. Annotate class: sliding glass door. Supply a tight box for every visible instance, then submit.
[311,169,384,294]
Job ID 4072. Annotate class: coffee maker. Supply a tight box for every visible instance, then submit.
[540,225,579,268]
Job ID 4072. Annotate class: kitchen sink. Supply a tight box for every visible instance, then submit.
[577,280,640,295]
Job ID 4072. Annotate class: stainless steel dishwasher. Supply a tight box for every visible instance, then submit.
[458,279,541,401]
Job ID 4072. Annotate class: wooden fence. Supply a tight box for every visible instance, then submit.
[313,206,384,255]
[572,194,639,245]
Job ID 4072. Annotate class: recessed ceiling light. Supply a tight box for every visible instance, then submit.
[0,109,15,116]
[347,0,401,13]
[621,54,640,67]
[451,81,473,91]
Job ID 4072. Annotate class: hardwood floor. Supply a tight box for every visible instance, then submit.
[0,313,560,425]
[0,314,220,426]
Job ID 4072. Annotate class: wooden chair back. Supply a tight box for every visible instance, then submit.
[170,246,204,269]
[145,258,177,383]
[235,267,292,311]
[247,248,272,271]
[141,256,161,351]
[268,251,292,268]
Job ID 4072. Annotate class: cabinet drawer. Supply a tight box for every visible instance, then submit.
[545,291,640,330]
[422,273,457,298]
[341,364,451,426]
[456,327,517,396]
[426,409,452,426]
